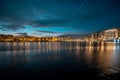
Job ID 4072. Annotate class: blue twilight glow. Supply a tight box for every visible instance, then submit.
[0,0,120,36]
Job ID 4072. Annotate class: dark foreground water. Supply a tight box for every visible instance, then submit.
[0,42,120,80]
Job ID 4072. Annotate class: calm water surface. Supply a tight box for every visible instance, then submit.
[0,42,120,80]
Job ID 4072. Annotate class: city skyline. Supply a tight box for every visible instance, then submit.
[0,0,120,36]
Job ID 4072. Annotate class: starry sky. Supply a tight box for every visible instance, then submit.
[0,0,120,36]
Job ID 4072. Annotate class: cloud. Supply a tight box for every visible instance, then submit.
[36,30,56,33]
[34,30,63,37]
[0,0,120,34]
[30,17,71,27]
[0,25,25,31]
[16,33,28,36]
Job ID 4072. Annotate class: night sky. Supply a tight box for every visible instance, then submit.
[0,0,120,36]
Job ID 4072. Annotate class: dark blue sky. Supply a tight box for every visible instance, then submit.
[0,0,120,36]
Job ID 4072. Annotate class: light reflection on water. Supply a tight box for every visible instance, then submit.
[0,42,120,79]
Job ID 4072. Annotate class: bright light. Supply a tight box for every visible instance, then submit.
[114,39,116,42]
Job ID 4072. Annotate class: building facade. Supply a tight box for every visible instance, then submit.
[85,28,120,42]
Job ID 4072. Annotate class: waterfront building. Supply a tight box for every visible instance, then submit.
[87,28,120,42]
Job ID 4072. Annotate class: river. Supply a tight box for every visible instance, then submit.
[0,42,120,80]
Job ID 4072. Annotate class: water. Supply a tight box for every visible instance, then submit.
[0,42,120,80]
